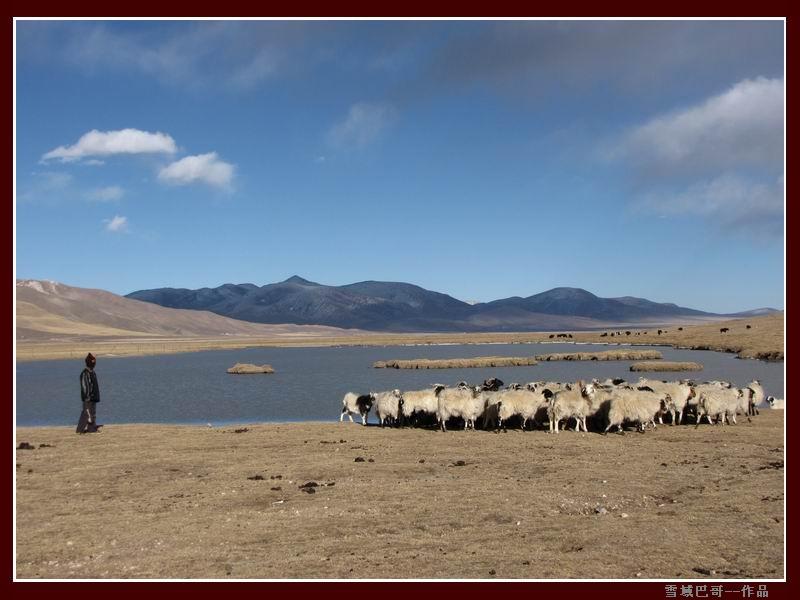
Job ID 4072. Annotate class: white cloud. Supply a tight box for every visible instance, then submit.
[25,22,297,91]
[227,49,279,89]
[610,77,784,235]
[104,215,128,232]
[17,171,74,203]
[42,128,177,163]
[619,77,783,177]
[157,153,234,189]
[641,174,784,235]
[87,185,124,202]
[328,102,396,148]
[38,171,73,190]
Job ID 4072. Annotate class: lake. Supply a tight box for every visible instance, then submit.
[15,343,784,426]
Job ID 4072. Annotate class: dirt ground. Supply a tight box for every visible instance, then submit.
[15,411,784,580]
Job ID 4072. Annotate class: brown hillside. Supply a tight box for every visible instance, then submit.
[16,280,359,341]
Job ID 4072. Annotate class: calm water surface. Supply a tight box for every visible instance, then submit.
[15,343,784,426]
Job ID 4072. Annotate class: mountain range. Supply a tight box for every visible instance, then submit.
[16,279,360,341]
[126,276,777,332]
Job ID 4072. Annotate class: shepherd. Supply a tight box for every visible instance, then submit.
[76,353,102,434]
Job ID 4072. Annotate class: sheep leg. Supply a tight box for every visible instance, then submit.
[340,410,345,422]
[361,412,368,426]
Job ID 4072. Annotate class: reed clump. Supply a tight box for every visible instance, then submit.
[534,350,662,361]
[630,361,702,372]
[373,356,539,369]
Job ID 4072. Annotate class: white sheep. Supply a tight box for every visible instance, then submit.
[478,389,503,430]
[696,387,743,426]
[400,385,443,426]
[340,392,375,426]
[743,380,765,416]
[374,389,403,427]
[548,382,597,433]
[436,386,484,432]
[689,382,735,422]
[495,388,551,431]
[636,378,695,425]
[528,381,571,394]
[593,377,628,387]
[603,388,673,434]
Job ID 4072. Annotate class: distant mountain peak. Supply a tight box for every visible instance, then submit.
[281,275,319,286]
[16,279,61,294]
[537,287,598,299]
[125,277,775,333]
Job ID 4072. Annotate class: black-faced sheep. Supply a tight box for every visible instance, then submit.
[340,392,375,426]
[766,396,784,409]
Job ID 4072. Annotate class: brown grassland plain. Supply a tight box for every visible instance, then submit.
[16,412,783,579]
[16,312,784,362]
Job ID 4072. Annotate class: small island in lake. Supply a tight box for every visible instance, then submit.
[227,363,275,374]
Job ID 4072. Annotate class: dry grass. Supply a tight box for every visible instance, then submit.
[15,413,784,579]
[226,363,275,374]
[535,350,663,361]
[374,356,539,369]
[16,313,783,363]
[630,361,703,372]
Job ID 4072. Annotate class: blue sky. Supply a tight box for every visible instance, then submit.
[15,19,784,313]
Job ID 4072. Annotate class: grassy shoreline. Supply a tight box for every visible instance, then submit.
[16,313,783,363]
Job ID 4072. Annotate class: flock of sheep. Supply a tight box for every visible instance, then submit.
[340,376,781,433]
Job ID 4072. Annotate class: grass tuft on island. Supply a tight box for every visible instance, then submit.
[630,361,703,372]
[535,350,662,362]
[226,363,275,374]
[374,356,538,369]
